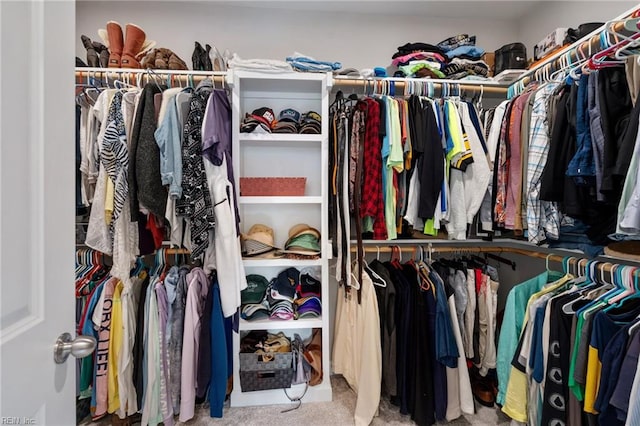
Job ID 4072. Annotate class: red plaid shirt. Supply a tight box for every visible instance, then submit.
[361,99,387,240]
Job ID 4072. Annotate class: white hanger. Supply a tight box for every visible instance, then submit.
[364,258,386,288]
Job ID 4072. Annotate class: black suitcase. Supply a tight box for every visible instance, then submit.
[494,42,528,76]
[564,22,604,44]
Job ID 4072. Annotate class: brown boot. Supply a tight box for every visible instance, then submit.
[105,21,123,68]
[91,41,109,68]
[80,35,99,67]
[121,23,146,69]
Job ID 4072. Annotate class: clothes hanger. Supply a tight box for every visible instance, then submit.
[364,256,387,288]
[349,266,361,290]
[611,18,640,60]
[607,265,637,305]
[484,252,516,271]
[568,44,590,81]
[583,262,624,309]
[561,259,606,314]
[390,245,403,269]
[545,253,554,273]
[145,68,164,91]
[627,268,640,335]
[587,20,634,69]
[569,261,612,317]
[604,265,640,309]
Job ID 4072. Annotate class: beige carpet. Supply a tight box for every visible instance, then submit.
[84,375,511,425]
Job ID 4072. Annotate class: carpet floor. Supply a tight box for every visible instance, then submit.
[83,375,512,425]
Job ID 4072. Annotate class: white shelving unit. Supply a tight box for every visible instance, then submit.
[228,70,333,407]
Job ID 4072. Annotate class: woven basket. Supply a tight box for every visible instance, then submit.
[239,177,306,196]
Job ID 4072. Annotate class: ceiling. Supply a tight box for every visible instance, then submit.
[213,1,541,20]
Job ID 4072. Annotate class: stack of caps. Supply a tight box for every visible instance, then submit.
[282,224,321,257]
[295,267,322,319]
[267,267,299,320]
[240,274,270,321]
[299,111,321,134]
[272,108,301,134]
[240,107,275,133]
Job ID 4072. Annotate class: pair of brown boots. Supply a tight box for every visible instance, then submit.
[99,21,155,69]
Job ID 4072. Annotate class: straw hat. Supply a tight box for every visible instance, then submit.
[242,224,279,256]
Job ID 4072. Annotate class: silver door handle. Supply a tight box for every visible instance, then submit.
[53,332,96,364]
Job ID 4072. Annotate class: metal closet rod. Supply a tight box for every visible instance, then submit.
[76,244,191,255]
[332,77,508,96]
[350,244,620,273]
[75,67,227,87]
[74,67,506,95]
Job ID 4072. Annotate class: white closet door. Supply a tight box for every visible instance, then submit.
[0,1,78,424]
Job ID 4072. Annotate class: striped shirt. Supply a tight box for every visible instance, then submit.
[526,83,561,244]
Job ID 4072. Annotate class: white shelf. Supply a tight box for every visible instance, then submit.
[239,317,323,331]
[230,69,330,82]
[239,196,322,204]
[242,258,323,267]
[230,381,332,407]
[231,70,332,408]
[238,133,323,143]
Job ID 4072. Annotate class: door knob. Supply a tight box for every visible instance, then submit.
[53,332,96,364]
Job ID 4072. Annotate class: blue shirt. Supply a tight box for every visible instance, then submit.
[154,97,183,198]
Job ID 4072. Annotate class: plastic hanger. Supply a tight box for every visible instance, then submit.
[390,245,403,269]
[545,253,554,273]
[363,253,386,288]
[572,261,612,317]
[587,20,635,69]
[349,270,362,291]
[484,252,516,271]
[605,266,640,309]
[562,259,600,314]
[606,265,636,305]
[145,68,164,91]
[612,18,640,59]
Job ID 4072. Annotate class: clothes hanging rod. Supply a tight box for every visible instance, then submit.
[76,244,190,255]
[332,76,508,95]
[75,68,507,95]
[510,5,640,89]
[76,67,227,76]
[333,75,507,87]
[75,67,227,87]
[349,244,625,273]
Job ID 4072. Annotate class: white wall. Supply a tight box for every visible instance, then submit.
[518,1,638,57]
[76,1,519,71]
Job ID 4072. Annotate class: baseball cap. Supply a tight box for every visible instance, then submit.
[241,274,269,304]
[269,299,295,320]
[270,267,299,302]
[299,271,321,298]
[299,111,321,134]
[278,108,301,123]
[240,107,275,133]
[273,121,298,134]
[249,107,275,127]
[295,297,322,319]
[241,302,270,321]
